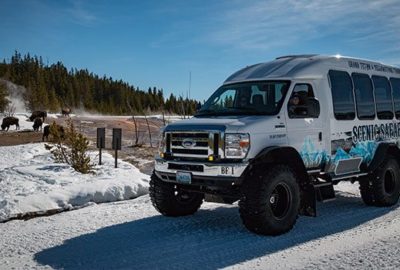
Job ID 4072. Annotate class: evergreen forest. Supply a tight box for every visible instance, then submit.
[0,51,199,115]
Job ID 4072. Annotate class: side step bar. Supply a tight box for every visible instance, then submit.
[302,171,369,217]
[314,182,335,202]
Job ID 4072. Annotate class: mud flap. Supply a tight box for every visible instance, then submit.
[299,182,317,217]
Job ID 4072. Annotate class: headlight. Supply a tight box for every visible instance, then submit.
[158,132,166,158]
[225,133,250,159]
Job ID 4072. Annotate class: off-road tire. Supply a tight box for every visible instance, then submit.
[359,157,400,207]
[239,165,300,235]
[149,171,204,216]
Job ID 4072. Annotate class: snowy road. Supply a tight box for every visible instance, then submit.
[1,184,400,270]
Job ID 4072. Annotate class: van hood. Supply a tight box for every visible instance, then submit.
[164,115,277,133]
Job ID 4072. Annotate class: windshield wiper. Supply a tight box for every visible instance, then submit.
[195,107,268,117]
[195,109,217,116]
[225,107,269,115]
[230,107,259,113]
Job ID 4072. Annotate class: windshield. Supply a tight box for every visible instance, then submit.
[196,81,290,117]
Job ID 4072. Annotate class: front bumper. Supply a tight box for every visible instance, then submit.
[154,158,249,187]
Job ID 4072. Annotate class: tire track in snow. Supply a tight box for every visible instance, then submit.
[1,191,399,269]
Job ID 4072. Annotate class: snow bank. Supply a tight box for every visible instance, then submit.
[0,143,149,222]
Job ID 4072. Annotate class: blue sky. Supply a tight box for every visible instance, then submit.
[0,0,399,101]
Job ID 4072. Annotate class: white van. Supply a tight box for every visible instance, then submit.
[150,54,400,235]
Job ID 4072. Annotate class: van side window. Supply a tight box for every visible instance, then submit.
[372,76,394,119]
[352,73,375,120]
[287,84,318,118]
[329,70,355,120]
[390,78,400,119]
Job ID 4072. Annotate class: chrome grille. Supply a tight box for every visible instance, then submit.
[169,132,210,158]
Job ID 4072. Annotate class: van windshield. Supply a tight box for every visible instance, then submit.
[195,81,290,117]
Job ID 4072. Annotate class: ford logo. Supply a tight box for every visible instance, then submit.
[182,138,196,148]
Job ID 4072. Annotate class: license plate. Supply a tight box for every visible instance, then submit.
[176,171,192,184]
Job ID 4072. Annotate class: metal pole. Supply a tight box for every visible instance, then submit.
[115,138,118,168]
[99,138,102,165]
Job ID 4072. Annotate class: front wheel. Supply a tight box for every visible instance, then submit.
[239,165,300,235]
[149,171,204,217]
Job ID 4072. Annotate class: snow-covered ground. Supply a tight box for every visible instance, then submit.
[1,185,399,269]
[1,143,400,269]
[0,143,149,222]
[69,113,186,123]
[0,113,183,133]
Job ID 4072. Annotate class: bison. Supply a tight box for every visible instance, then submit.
[1,117,20,131]
[42,124,65,142]
[29,111,47,122]
[61,108,71,117]
[33,117,43,131]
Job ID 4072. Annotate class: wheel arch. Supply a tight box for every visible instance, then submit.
[251,146,308,184]
[368,143,400,172]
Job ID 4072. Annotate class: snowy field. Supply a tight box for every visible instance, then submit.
[0,143,149,222]
[1,142,400,269]
[1,186,400,269]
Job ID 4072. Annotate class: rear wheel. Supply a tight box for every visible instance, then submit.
[359,157,400,207]
[149,171,204,216]
[239,165,300,235]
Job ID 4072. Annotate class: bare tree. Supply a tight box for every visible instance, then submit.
[161,110,166,126]
[143,111,153,148]
[126,100,140,146]
[179,95,186,119]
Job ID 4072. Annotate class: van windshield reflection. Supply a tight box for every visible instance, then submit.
[195,81,290,117]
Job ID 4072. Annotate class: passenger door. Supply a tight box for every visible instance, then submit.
[285,82,326,170]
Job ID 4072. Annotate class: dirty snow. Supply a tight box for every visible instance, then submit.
[0,143,149,222]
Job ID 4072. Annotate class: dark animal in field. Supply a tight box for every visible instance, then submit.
[61,108,71,117]
[42,124,65,141]
[1,117,20,131]
[33,117,43,131]
[29,111,47,122]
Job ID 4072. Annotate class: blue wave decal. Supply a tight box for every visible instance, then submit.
[333,147,351,163]
[299,137,327,168]
[348,141,377,164]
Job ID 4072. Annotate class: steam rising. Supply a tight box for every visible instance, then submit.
[1,79,28,113]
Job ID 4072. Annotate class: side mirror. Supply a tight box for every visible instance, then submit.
[307,97,320,118]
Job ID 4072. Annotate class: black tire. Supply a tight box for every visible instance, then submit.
[239,165,300,236]
[149,171,204,217]
[359,157,400,207]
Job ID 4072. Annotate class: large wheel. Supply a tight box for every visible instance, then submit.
[239,165,300,235]
[149,171,204,217]
[359,157,400,207]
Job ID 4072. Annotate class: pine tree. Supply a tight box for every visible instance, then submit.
[48,119,93,174]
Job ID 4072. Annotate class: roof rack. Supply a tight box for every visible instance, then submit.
[276,54,318,60]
